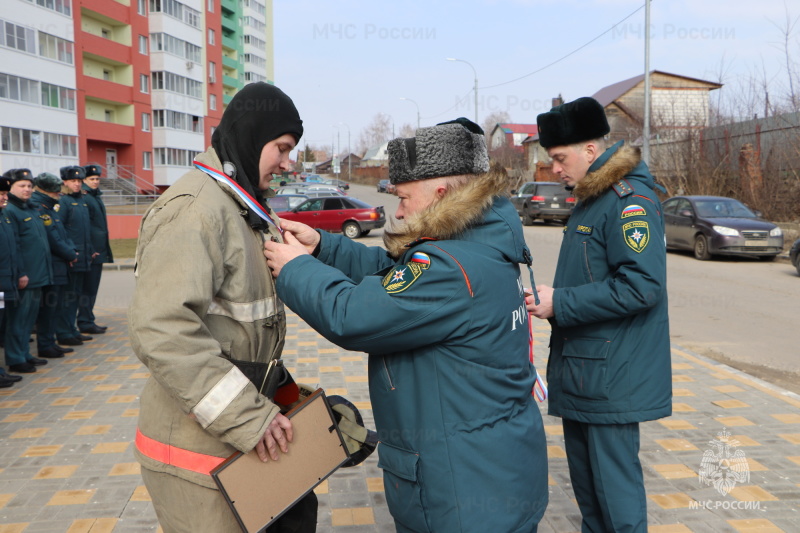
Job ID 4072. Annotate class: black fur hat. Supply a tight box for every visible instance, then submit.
[60,165,86,181]
[83,164,102,177]
[2,168,33,183]
[536,97,610,148]
[388,117,490,184]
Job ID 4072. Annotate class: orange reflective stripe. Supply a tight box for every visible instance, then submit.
[135,428,226,476]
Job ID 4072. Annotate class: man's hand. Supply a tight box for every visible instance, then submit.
[255,413,293,462]
[527,284,555,319]
[264,231,311,278]
[279,219,319,253]
[18,275,29,290]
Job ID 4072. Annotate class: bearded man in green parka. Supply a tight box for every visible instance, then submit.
[265,118,548,533]
[528,97,672,533]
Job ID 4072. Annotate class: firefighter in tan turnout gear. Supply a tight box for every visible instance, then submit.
[128,83,316,533]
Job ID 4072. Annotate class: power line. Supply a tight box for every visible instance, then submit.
[480,3,648,90]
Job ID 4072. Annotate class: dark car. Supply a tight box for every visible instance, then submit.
[663,195,784,261]
[790,238,800,276]
[279,196,385,239]
[377,179,390,193]
[511,181,576,225]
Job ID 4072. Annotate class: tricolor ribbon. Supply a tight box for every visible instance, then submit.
[528,313,548,402]
[193,161,282,234]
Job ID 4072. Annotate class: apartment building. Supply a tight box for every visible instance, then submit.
[1,0,274,191]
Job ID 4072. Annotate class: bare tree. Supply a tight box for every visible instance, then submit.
[356,113,392,155]
[482,110,511,137]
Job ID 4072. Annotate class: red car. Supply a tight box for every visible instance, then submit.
[279,196,385,239]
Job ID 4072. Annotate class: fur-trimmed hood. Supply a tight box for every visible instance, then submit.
[383,166,527,262]
[573,142,651,201]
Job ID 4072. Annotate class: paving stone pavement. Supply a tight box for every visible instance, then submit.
[1,303,799,532]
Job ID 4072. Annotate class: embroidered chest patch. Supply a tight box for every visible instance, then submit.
[621,204,646,218]
[382,257,431,294]
[623,221,650,253]
[576,225,593,235]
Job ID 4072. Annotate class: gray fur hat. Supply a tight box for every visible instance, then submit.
[388,117,490,184]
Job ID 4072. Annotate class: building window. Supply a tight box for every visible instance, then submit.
[38,32,74,64]
[139,35,148,54]
[103,69,112,81]
[140,74,149,93]
[1,126,76,156]
[208,61,216,83]
[0,19,37,54]
[208,28,215,45]
[207,0,214,12]
[142,112,151,131]
[209,93,217,111]
[138,0,147,15]
[104,109,114,122]
[142,151,152,170]
[31,0,72,16]
[101,28,110,39]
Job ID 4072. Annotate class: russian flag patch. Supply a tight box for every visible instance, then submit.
[621,204,646,218]
[410,252,431,265]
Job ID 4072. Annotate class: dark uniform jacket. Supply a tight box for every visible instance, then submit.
[276,170,548,533]
[58,191,93,272]
[31,191,77,286]
[547,141,672,424]
[4,194,53,290]
[0,207,20,302]
[82,184,113,264]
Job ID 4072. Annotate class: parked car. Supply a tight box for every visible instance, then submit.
[790,238,800,276]
[510,181,576,225]
[386,182,396,195]
[279,196,385,238]
[377,179,390,193]
[304,174,324,183]
[321,178,350,190]
[662,195,783,261]
[268,194,308,212]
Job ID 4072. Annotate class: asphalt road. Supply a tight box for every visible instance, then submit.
[98,181,800,394]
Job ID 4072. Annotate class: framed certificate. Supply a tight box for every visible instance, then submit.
[211,389,350,533]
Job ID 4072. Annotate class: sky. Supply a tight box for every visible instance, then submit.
[272,0,799,157]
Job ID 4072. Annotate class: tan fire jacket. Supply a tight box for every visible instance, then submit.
[129,147,285,488]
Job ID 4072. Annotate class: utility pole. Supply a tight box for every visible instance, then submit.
[446,58,478,124]
[400,97,421,129]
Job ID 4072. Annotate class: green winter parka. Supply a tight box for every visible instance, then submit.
[82,184,113,264]
[547,141,672,424]
[4,193,53,289]
[276,169,548,533]
[0,207,21,302]
[31,191,78,286]
[58,191,94,272]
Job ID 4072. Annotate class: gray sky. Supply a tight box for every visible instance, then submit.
[274,0,799,155]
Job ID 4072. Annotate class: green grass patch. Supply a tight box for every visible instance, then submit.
[110,238,138,259]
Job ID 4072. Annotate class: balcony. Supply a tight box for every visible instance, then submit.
[222,35,239,52]
[222,74,241,90]
[81,33,130,65]
[222,55,240,70]
[83,78,133,104]
[83,119,134,145]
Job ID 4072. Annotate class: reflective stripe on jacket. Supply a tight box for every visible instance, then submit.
[129,147,285,488]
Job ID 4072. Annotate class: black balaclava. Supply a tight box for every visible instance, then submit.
[211,82,303,230]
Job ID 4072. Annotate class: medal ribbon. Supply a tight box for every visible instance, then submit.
[193,161,282,233]
[528,313,548,402]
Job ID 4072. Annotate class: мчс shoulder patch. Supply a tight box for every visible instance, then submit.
[382,257,431,294]
[622,220,649,253]
[621,204,646,218]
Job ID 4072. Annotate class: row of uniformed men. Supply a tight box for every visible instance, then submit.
[0,165,113,388]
